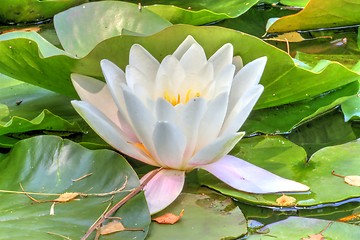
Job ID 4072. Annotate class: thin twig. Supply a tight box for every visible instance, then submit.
[72,173,93,182]
[331,170,346,178]
[47,232,73,240]
[81,168,162,240]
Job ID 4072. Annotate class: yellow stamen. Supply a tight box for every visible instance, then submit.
[164,89,201,106]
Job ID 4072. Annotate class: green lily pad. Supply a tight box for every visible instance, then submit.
[199,136,360,207]
[54,1,172,58]
[0,25,358,109]
[288,110,358,156]
[0,0,86,23]
[247,217,360,239]
[267,0,360,33]
[279,0,309,7]
[139,0,258,25]
[148,189,247,240]
[0,135,150,239]
[243,81,359,134]
[342,95,360,122]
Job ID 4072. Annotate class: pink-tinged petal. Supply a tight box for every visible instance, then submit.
[188,132,245,167]
[208,43,234,75]
[176,98,207,162]
[200,155,310,193]
[172,35,197,59]
[71,100,158,166]
[141,169,185,214]
[222,85,263,135]
[71,73,118,123]
[196,92,228,150]
[153,121,186,169]
[179,43,207,74]
[129,44,160,80]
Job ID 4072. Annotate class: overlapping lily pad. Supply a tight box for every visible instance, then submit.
[199,136,360,207]
[148,189,247,239]
[247,217,360,239]
[0,0,86,23]
[0,24,358,110]
[267,0,360,32]
[0,135,150,239]
[140,0,259,25]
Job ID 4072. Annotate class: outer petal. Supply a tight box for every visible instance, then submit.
[228,57,267,111]
[200,155,310,193]
[71,100,157,166]
[141,169,185,214]
[71,73,118,123]
[188,132,245,167]
[221,85,264,135]
[153,121,187,169]
[155,98,177,122]
[125,65,154,97]
[129,44,160,81]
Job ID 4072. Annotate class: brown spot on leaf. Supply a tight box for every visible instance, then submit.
[152,209,184,224]
[301,233,325,240]
[100,221,143,235]
[54,192,80,202]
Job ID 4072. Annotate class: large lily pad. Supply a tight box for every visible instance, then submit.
[0,0,86,23]
[0,25,358,110]
[0,135,150,239]
[199,136,360,207]
[342,95,360,122]
[243,81,359,134]
[267,0,360,33]
[247,217,360,239]
[140,0,259,25]
[54,1,172,58]
[148,189,247,239]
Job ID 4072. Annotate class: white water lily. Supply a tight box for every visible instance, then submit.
[71,36,309,214]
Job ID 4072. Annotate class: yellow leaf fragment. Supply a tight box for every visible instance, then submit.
[301,233,325,240]
[276,194,296,207]
[338,213,360,222]
[344,176,360,187]
[100,221,126,235]
[54,192,80,202]
[152,209,185,224]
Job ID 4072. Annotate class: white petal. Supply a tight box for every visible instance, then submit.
[229,57,267,108]
[155,98,177,122]
[155,55,185,93]
[125,65,154,96]
[179,43,207,74]
[200,155,309,193]
[71,100,157,166]
[213,64,235,95]
[100,60,137,139]
[129,44,160,80]
[208,43,234,75]
[222,85,263,135]
[141,169,185,214]
[196,92,229,151]
[71,73,118,123]
[172,35,198,59]
[188,132,244,167]
[122,89,159,162]
[176,98,207,161]
[153,121,186,169]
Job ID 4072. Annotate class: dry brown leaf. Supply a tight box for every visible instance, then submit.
[100,221,126,235]
[338,213,360,222]
[276,194,296,206]
[152,209,185,224]
[53,192,80,202]
[344,176,360,187]
[301,233,325,240]
[0,27,41,34]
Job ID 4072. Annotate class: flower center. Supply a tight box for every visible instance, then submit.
[163,89,201,106]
